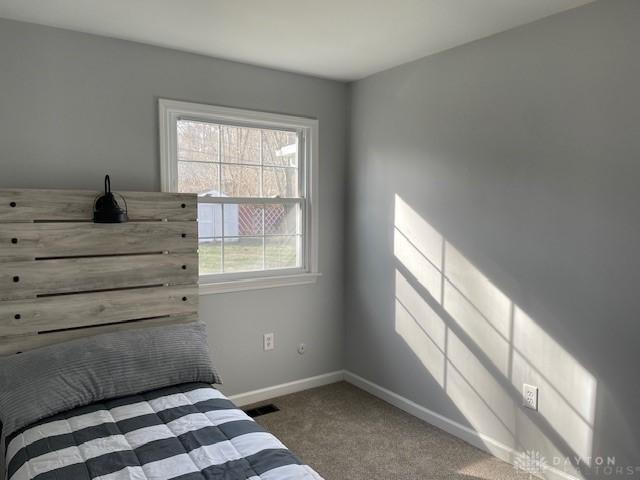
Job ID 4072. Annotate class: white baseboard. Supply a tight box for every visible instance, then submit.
[343,371,581,480]
[227,370,345,407]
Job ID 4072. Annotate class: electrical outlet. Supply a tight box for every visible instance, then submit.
[523,384,538,411]
[263,333,274,351]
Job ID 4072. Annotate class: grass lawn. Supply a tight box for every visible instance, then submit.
[199,237,298,274]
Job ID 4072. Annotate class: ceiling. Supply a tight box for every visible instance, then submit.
[0,0,595,81]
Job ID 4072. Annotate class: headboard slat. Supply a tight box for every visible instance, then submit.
[0,189,196,222]
[0,253,197,301]
[0,313,199,356]
[0,222,196,262]
[0,285,197,336]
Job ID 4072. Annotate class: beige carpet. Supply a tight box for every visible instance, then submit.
[250,381,530,480]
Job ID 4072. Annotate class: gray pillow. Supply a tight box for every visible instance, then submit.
[0,321,222,440]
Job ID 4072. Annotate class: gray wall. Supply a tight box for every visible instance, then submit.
[347,0,639,477]
[0,18,348,395]
[2,2,639,476]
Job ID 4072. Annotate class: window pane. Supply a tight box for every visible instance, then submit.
[199,239,222,274]
[231,204,263,236]
[177,120,219,162]
[264,204,300,235]
[263,166,298,197]
[262,130,298,167]
[223,237,263,272]
[221,126,261,164]
[178,161,219,194]
[265,236,299,269]
[197,203,222,237]
[219,203,265,236]
[221,164,260,197]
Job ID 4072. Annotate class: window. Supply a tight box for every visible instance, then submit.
[159,99,319,293]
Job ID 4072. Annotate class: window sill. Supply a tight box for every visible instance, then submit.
[199,272,321,295]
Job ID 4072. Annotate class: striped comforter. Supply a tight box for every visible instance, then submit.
[5,383,322,480]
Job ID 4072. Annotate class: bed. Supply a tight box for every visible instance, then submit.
[6,382,320,480]
[0,188,323,480]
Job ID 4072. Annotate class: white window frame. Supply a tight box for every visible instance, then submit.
[159,99,320,294]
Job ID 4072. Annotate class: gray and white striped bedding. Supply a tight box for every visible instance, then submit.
[5,383,322,480]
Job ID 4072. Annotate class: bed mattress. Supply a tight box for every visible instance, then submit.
[5,383,322,480]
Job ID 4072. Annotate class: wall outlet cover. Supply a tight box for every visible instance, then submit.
[263,333,274,351]
[523,384,538,411]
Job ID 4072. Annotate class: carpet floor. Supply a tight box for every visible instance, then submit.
[250,381,530,480]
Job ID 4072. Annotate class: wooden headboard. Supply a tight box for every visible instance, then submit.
[0,188,199,355]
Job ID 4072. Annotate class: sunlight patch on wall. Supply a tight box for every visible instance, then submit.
[512,307,596,462]
[395,270,446,387]
[446,330,517,448]
[394,195,443,270]
[443,275,511,376]
[444,242,512,339]
[392,193,597,468]
[394,228,442,302]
